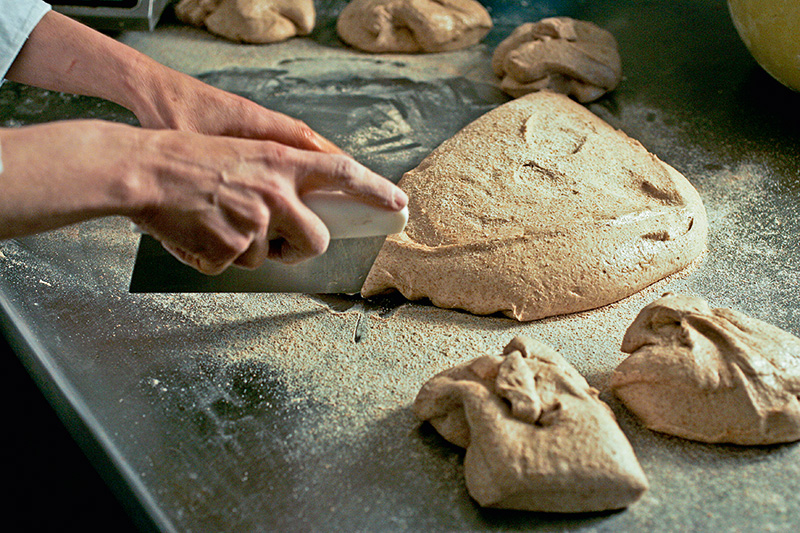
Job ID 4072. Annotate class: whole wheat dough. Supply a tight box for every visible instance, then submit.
[611,293,800,445]
[175,0,315,44]
[361,91,708,321]
[492,17,622,102]
[414,336,649,512]
[336,0,492,53]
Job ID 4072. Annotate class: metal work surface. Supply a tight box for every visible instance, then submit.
[1,1,799,531]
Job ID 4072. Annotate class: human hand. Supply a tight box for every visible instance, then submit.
[134,66,343,155]
[1,121,405,275]
[7,11,340,156]
[131,126,407,275]
[1,10,406,275]
[127,66,411,274]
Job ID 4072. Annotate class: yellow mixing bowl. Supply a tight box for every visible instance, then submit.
[728,0,800,91]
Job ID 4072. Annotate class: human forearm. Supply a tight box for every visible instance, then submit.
[4,10,344,156]
[0,120,406,272]
[0,7,408,274]
[0,121,148,238]
[4,10,168,125]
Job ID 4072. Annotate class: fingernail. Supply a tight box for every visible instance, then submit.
[393,187,409,210]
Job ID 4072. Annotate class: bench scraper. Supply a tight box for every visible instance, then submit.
[128,191,408,294]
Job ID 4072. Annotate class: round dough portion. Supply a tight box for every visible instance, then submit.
[361,91,708,321]
[611,293,800,445]
[492,17,622,102]
[336,0,492,53]
[175,0,315,44]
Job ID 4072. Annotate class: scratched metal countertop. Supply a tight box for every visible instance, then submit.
[1,1,799,531]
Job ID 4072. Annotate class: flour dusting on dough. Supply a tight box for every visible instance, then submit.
[612,293,800,445]
[362,91,708,321]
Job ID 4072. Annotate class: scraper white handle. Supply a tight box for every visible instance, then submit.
[301,191,408,239]
[131,191,408,240]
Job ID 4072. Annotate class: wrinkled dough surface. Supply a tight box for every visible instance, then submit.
[492,17,622,102]
[336,0,492,53]
[414,336,649,512]
[175,0,315,43]
[361,91,708,321]
[611,293,800,445]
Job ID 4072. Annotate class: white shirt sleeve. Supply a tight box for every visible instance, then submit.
[0,0,51,80]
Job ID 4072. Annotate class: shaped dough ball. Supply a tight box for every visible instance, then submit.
[175,0,219,26]
[175,0,315,44]
[414,336,649,513]
[336,0,493,53]
[492,17,622,102]
[611,293,800,445]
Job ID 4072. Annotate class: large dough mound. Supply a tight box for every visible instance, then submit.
[336,0,492,53]
[492,17,622,103]
[414,336,649,513]
[611,293,800,445]
[361,91,708,321]
[175,0,315,44]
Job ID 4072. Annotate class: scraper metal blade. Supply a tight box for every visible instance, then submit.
[128,192,407,294]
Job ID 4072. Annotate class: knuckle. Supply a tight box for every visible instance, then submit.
[249,203,271,236]
[215,232,252,261]
[270,231,329,265]
[294,119,316,141]
[234,247,266,270]
[331,155,361,184]
[264,141,292,165]
[229,236,253,257]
